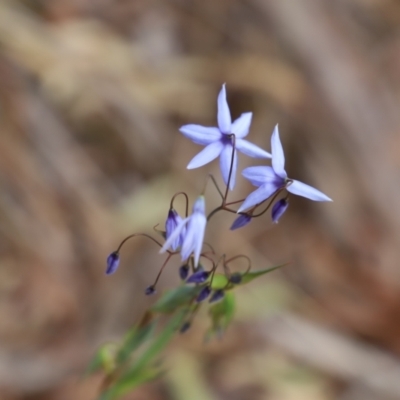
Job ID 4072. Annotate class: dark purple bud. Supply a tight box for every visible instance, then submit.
[179,264,189,280]
[145,285,156,296]
[229,273,242,284]
[271,198,289,223]
[209,289,225,303]
[230,214,252,230]
[196,286,211,303]
[180,321,191,333]
[186,270,209,284]
[106,252,120,275]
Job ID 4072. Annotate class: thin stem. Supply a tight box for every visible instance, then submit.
[207,174,224,200]
[225,198,246,206]
[116,233,171,254]
[170,192,189,217]
[251,187,285,218]
[225,254,252,274]
[152,253,173,287]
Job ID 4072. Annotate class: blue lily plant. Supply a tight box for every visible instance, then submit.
[97,85,333,400]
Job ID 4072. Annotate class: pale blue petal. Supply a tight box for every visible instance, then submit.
[187,141,224,169]
[192,214,206,267]
[271,124,287,178]
[179,125,222,145]
[236,139,272,159]
[217,84,231,133]
[180,222,196,261]
[242,166,278,187]
[231,112,252,138]
[237,183,279,212]
[160,218,188,254]
[220,144,237,190]
[287,180,332,201]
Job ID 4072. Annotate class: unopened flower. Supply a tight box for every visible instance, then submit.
[196,286,211,303]
[209,289,225,303]
[180,322,191,333]
[230,214,252,230]
[238,125,332,212]
[229,273,242,284]
[106,252,120,275]
[187,270,209,284]
[271,198,289,223]
[160,196,207,267]
[179,264,190,280]
[180,84,271,190]
[145,285,156,296]
[165,209,185,251]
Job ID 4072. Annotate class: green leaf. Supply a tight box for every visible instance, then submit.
[240,264,286,285]
[207,291,236,339]
[116,316,156,365]
[86,343,117,376]
[100,311,185,400]
[151,285,201,314]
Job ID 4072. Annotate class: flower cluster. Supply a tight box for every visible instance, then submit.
[105,84,332,334]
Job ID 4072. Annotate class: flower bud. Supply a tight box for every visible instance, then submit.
[209,289,225,303]
[145,285,156,296]
[106,252,120,275]
[165,208,184,251]
[179,264,189,280]
[186,270,209,284]
[196,286,211,303]
[180,322,191,333]
[229,273,242,284]
[230,214,251,230]
[271,198,289,223]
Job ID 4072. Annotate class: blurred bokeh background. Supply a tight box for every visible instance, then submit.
[1,0,400,399]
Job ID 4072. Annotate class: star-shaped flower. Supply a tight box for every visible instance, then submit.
[180,84,271,190]
[238,125,332,212]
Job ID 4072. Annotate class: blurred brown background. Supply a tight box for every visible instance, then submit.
[1,0,400,399]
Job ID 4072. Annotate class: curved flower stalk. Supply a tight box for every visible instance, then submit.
[180,84,271,190]
[160,196,207,267]
[238,125,332,212]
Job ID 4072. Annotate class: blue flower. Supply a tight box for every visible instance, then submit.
[186,270,209,284]
[106,252,120,275]
[271,198,289,223]
[230,214,252,230]
[238,125,332,212]
[180,84,271,190]
[160,196,207,267]
[165,209,185,251]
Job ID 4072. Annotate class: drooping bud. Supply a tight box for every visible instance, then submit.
[106,252,120,275]
[271,198,289,223]
[180,321,191,333]
[145,285,156,296]
[230,214,252,230]
[229,273,242,284]
[186,270,209,284]
[209,289,225,303]
[179,264,189,280]
[165,208,184,251]
[196,286,211,303]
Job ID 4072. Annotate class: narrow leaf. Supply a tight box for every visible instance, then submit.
[240,264,286,285]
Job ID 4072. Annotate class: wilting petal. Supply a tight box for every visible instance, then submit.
[230,214,252,230]
[236,139,271,159]
[179,124,222,145]
[271,198,289,223]
[237,182,280,212]
[187,140,224,169]
[242,166,278,187]
[217,84,231,133]
[271,125,287,178]
[165,209,184,251]
[231,112,252,138]
[219,144,237,190]
[187,270,209,283]
[287,180,332,201]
